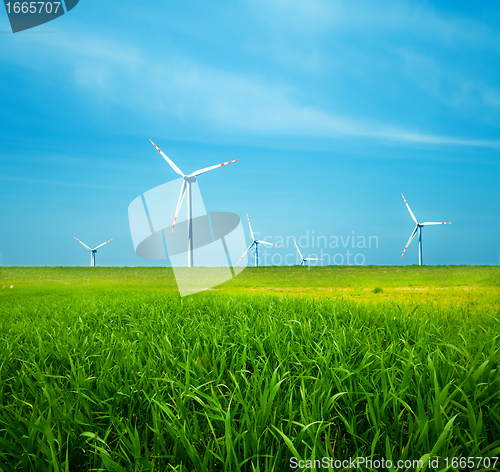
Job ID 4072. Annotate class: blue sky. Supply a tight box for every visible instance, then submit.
[0,0,499,267]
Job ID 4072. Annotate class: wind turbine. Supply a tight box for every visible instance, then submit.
[400,194,452,266]
[150,139,238,268]
[73,236,113,267]
[237,213,282,267]
[293,238,324,266]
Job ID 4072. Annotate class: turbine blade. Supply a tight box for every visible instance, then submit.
[293,238,303,259]
[421,222,453,225]
[74,236,91,251]
[150,139,184,176]
[236,242,254,265]
[188,159,238,177]
[256,240,282,247]
[246,213,255,240]
[401,193,418,224]
[171,181,187,236]
[304,258,324,261]
[401,226,418,258]
[93,238,114,250]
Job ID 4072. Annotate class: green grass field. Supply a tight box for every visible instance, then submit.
[1,266,499,471]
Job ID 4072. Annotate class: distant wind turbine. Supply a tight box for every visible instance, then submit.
[150,139,238,267]
[293,238,324,266]
[74,237,113,267]
[237,213,282,267]
[400,194,452,266]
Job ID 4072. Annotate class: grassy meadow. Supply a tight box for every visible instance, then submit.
[0,266,499,471]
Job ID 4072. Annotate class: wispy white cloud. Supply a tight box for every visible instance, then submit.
[248,0,500,49]
[2,25,499,149]
[401,51,500,114]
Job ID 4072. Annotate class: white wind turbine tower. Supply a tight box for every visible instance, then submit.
[293,238,324,266]
[150,139,238,268]
[73,237,114,267]
[237,213,282,267]
[400,194,452,266]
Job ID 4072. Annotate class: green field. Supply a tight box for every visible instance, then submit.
[1,266,499,471]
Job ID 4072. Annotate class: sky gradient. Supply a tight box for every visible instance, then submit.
[0,0,499,267]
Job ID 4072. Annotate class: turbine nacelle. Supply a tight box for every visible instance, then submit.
[236,213,282,267]
[400,194,452,265]
[150,139,238,267]
[293,238,323,266]
[74,236,113,267]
